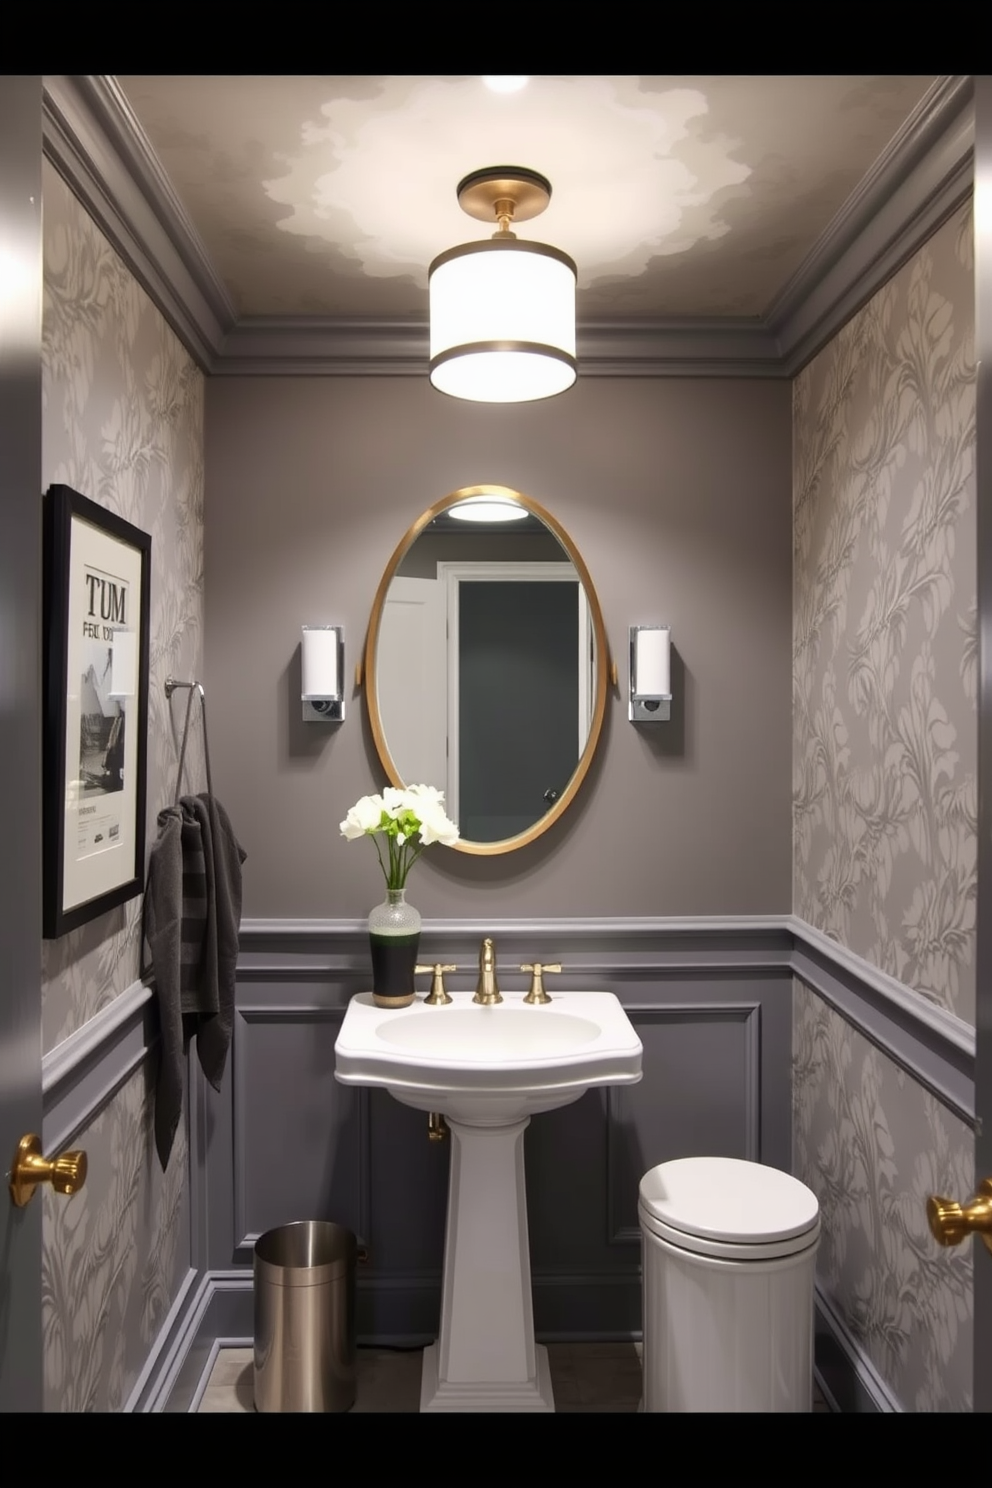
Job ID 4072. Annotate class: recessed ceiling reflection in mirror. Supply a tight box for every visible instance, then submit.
[365,486,609,856]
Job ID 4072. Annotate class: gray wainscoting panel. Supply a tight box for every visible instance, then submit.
[602,1003,762,1247]
[232,1004,368,1261]
[210,922,794,1343]
[146,914,976,1406]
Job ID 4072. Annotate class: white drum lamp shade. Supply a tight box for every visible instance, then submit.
[428,166,577,404]
[429,240,576,403]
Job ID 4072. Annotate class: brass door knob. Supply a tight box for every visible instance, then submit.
[9,1134,87,1208]
[927,1178,992,1254]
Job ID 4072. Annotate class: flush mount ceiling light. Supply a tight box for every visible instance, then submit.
[428,166,577,404]
[448,493,529,522]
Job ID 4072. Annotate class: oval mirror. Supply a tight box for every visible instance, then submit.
[364,485,610,855]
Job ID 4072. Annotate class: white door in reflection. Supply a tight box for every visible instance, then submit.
[376,576,448,792]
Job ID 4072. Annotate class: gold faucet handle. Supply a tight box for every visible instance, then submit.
[521,963,562,1005]
[415,963,457,1005]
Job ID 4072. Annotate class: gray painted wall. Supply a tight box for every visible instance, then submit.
[204,375,793,919]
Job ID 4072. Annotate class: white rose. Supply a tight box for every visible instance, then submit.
[381,786,408,817]
[417,800,460,846]
[339,793,385,839]
[407,784,446,806]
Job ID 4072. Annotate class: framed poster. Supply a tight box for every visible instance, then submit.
[43,484,151,938]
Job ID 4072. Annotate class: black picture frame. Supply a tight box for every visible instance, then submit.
[43,484,151,938]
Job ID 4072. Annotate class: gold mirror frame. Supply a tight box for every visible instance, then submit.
[363,484,611,856]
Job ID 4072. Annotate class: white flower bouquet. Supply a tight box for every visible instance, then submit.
[340,785,459,890]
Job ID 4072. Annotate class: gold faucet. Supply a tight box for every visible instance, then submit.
[473,936,503,1005]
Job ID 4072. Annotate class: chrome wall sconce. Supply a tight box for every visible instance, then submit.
[629,625,672,722]
[301,625,345,722]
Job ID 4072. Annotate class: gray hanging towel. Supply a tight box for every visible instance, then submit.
[144,791,246,1170]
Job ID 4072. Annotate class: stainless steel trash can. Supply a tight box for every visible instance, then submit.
[254,1220,357,1412]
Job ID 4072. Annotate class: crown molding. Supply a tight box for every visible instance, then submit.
[215,315,784,378]
[76,75,238,332]
[215,317,428,376]
[577,319,783,378]
[40,74,975,379]
[41,74,228,371]
[772,74,974,375]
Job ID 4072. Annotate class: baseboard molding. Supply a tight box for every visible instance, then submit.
[122,1266,199,1413]
[145,1265,886,1413]
[152,1268,646,1410]
[187,1335,252,1415]
[150,1269,448,1409]
[814,1282,901,1413]
[185,1338,223,1416]
[134,1271,255,1413]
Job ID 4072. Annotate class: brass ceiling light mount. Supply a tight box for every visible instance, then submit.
[428,165,577,404]
[455,165,553,236]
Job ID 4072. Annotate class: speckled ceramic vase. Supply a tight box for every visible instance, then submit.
[368,887,421,1007]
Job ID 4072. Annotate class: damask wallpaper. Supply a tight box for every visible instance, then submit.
[793,980,973,1410]
[792,205,976,1411]
[40,163,201,1410]
[793,204,976,1023]
[42,1064,189,1412]
[41,163,206,1052]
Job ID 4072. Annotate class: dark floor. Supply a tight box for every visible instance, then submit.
[197,1344,831,1412]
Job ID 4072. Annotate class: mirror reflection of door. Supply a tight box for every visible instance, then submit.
[376,576,447,790]
[372,490,609,852]
[378,562,592,843]
[443,563,592,842]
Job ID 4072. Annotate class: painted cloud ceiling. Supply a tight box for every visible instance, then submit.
[114,75,936,321]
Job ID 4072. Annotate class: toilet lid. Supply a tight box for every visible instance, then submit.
[639,1157,819,1257]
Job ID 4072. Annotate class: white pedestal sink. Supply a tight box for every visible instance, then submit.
[334,990,642,1412]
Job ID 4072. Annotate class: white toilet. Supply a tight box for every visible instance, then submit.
[638,1156,820,1413]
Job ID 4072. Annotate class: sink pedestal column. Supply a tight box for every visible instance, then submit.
[420,1115,554,1412]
